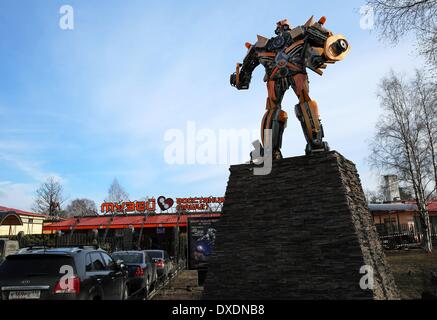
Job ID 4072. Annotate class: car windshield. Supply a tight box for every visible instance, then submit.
[145,251,163,259]
[112,253,143,264]
[0,255,75,276]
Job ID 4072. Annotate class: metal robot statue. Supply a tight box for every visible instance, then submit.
[230,16,350,160]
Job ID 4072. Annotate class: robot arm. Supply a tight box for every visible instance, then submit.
[301,16,350,75]
[230,44,260,90]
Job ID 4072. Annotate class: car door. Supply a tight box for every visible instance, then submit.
[86,252,112,299]
[100,252,124,299]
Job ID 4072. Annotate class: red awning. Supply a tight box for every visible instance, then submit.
[43,213,221,231]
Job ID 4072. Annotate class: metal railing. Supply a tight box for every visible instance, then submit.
[375,223,437,250]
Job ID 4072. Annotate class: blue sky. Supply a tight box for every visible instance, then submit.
[0,0,424,211]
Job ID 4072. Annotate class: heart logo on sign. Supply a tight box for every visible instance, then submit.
[157,196,174,211]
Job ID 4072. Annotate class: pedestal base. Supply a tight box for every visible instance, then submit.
[202,151,399,300]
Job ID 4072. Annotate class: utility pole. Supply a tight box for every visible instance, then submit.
[174,208,183,267]
[137,211,149,250]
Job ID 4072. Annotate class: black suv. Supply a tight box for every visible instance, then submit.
[0,246,128,300]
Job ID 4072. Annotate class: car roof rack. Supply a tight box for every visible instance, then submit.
[18,244,101,253]
[54,244,100,250]
[18,246,49,253]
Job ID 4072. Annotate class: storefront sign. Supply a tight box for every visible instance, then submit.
[176,197,224,211]
[100,196,224,214]
[100,199,156,214]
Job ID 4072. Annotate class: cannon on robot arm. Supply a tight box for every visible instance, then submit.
[302,16,351,75]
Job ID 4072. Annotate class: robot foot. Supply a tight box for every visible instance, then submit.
[305,141,330,156]
[250,147,283,163]
[273,149,283,161]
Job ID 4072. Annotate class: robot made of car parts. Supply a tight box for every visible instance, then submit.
[230,16,350,160]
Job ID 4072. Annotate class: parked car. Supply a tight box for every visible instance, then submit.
[0,239,19,264]
[112,251,157,297]
[144,250,173,280]
[0,246,128,300]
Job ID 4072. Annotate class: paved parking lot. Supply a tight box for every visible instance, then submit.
[152,270,203,300]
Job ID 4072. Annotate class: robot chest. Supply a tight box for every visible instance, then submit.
[258,51,302,79]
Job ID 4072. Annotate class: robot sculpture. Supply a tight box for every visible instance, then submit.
[230,16,350,159]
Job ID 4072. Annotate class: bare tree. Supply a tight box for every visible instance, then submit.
[364,176,413,203]
[64,198,98,217]
[369,70,436,252]
[105,178,129,203]
[365,188,385,203]
[367,0,437,69]
[413,70,437,191]
[399,185,415,199]
[33,177,65,217]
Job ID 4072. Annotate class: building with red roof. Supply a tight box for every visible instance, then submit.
[369,200,437,238]
[43,213,221,232]
[42,212,222,258]
[0,206,48,236]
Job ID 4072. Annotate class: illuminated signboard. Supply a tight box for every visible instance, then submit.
[187,216,220,270]
[100,199,156,214]
[176,197,224,211]
[100,196,224,214]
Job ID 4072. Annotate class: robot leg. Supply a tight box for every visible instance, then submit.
[294,99,329,155]
[257,106,288,161]
[270,108,288,160]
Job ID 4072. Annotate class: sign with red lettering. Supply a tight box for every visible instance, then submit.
[100,196,224,214]
[176,197,224,212]
[100,199,156,214]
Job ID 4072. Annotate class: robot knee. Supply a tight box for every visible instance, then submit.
[308,100,319,120]
[278,110,288,125]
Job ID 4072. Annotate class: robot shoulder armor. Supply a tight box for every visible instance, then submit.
[289,26,305,40]
[255,34,269,48]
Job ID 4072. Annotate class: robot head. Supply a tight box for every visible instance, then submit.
[275,19,291,35]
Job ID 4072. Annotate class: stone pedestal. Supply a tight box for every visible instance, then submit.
[202,151,399,300]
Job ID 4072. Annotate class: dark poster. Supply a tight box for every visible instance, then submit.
[187,217,220,270]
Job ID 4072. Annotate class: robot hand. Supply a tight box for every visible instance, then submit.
[311,55,325,69]
[230,72,251,90]
[230,72,238,88]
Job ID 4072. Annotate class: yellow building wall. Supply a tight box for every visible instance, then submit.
[372,211,437,231]
[0,216,45,236]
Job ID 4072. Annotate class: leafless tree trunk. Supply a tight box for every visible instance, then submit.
[32,177,65,217]
[105,178,129,203]
[367,0,437,70]
[103,178,130,244]
[413,71,437,192]
[65,198,98,217]
[370,71,435,252]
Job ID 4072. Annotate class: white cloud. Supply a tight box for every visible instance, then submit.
[0,181,36,211]
[0,154,64,184]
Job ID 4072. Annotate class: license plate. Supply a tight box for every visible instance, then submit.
[9,290,41,300]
